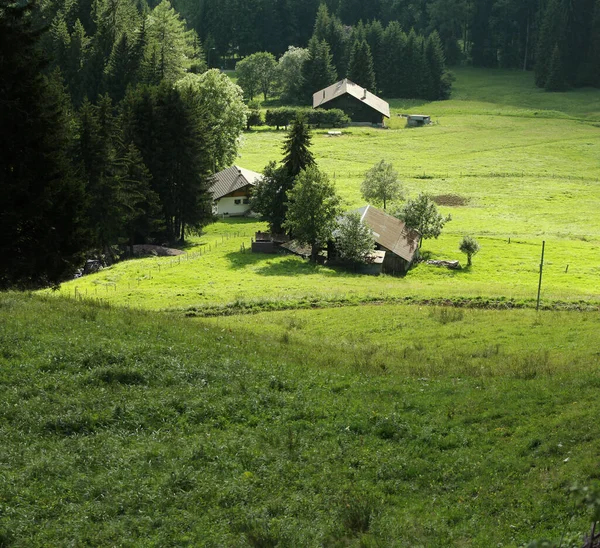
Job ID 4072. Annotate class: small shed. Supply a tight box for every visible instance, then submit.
[352,205,420,274]
[209,165,262,216]
[406,115,431,127]
[313,79,390,126]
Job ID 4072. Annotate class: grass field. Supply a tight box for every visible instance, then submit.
[2,293,600,546]
[14,69,600,546]
[49,68,600,311]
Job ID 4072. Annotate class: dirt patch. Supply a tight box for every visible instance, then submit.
[431,194,470,207]
[132,245,184,257]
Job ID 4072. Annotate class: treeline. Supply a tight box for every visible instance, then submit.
[1,0,247,288]
[180,0,600,91]
[39,0,206,106]
[235,9,452,103]
[309,7,452,100]
[535,0,600,90]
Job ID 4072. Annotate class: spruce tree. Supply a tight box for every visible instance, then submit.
[281,116,316,178]
[535,0,565,88]
[365,20,385,89]
[425,31,447,100]
[0,0,87,287]
[381,21,405,97]
[105,32,135,102]
[115,143,163,253]
[545,44,568,91]
[347,39,376,91]
[301,36,337,101]
[311,4,349,77]
[585,0,600,87]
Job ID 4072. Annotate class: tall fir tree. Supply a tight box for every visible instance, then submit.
[301,36,338,102]
[347,39,377,91]
[115,143,163,253]
[381,21,405,97]
[535,0,566,88]
[0,0,87,287]
[281,116,316,178]
[312,4,349,77]
[365,20,385,86]
[544,43,568,91]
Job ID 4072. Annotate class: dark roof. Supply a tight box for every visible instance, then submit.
[353,205,420,262]
[312,79,390,118]
[209,165,262,200]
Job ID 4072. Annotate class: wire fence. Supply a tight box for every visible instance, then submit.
[71,231,253,300]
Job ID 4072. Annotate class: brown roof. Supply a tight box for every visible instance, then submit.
[353,205,420,262]
[312,79,390,118]
[209,165,262,200]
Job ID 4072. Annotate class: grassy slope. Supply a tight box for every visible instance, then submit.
[2,293,600,546]
[49,68,600,310]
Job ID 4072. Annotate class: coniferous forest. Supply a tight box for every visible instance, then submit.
[2,0,600,287]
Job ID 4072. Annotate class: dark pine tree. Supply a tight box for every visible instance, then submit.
[312,4,350,78]
[587,0,600,87]
[381,21,405,97]
[0,0,88,288]
[115,143,163,254]
[281,116,316,178]
[535,0,566,88]
[301,36,338,101]
[347,39,377,91]
[365,20,385,89]
[544,44,568,91]
[425,31,448,100]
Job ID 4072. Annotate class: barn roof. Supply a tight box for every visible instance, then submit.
[209,165,262,200]
[312,79,390,118]
[353,205,420,262]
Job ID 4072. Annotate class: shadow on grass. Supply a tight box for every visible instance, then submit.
[225,251,351,277]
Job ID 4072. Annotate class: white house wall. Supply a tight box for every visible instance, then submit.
[214,196,252,217]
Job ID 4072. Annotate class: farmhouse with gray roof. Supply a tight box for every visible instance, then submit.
[209,165,262,216]
[313,79,390,126]
[352,205,420,274]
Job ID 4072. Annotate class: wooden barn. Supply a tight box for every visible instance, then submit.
[313,79,390,127]
[352,205,420,275]
[209,166,262,217]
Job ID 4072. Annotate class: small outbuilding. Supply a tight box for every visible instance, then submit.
[313,79,390,127]
[406,114,431,127]
[209,165,262,216]
[352,205,420,274]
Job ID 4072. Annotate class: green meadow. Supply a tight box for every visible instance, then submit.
[50,68,600,311]
[12,68,600,545]
[2,293,600,546]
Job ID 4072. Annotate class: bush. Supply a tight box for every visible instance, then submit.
[265,107,349,129]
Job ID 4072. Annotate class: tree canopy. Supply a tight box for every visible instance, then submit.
[360,160,403,210]
[1,0,87,288]
[395,194,451,247]
[335,212,376,266]
[283,166,342,262]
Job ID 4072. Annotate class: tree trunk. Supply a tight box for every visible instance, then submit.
[310,243,318,263]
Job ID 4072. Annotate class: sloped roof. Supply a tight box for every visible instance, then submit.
[353,205,420,262]
[313,79,390,118]
[209,165,262,200]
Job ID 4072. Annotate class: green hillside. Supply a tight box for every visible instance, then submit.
[2,293,600,546]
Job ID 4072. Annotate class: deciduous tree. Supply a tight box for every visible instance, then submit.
[360,160,402,210]
[236,51,277,100]
[395,194,451,247]
[284,166,341,262]
[459,235,480,266]
[335,212,375,266]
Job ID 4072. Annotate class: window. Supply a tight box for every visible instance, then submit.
[234,199,241,205]
[243,198,250,204]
